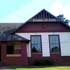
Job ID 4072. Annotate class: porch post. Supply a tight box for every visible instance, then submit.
[21,42,28,65]
[1,43,6,63]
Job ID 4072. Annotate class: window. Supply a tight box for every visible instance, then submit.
[14,44,21,54]
[49,35,60,54]
[14,44,21,50]
[31,35,42,53]
[7,44,14,54]
[6,43,21,54]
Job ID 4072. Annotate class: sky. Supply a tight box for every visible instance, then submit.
[0,0,70,23]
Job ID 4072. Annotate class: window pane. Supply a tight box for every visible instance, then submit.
[7,43,21,54]
[50,36,59,44]
[14,44,21,54]
[31,35,41,53]
[32,36,40,44]
[49,35,60,54]
[7,45,14,54]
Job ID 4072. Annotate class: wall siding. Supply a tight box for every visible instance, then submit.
[60,33,70,56]
[1,42,29,65]
[16,32,70,57]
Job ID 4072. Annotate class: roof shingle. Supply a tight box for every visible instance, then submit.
[0,33,29,41]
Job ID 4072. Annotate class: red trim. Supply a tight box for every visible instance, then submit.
[17,22,70,33]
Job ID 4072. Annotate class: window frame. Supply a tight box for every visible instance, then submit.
[49,35,61,55]
[30,35,42,54]
[6,42,21,55]
[6,44,14,54]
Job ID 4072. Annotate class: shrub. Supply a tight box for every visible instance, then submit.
[33,59,55,66]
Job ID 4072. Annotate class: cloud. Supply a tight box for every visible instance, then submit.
[50,0,63,16]
[0,0,51,23]
[0,0,45,23]
[63,5,70,19]
[0,0,70,23]
[51,0,70,20]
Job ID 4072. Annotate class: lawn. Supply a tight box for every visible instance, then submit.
[9,66,70,70]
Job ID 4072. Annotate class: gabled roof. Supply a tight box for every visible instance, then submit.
[0,23,22,33]
[28,9,57,22]
[13,9,70,33]
[0,33,29,41]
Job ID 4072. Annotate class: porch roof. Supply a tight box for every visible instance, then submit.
[0,33,29,41]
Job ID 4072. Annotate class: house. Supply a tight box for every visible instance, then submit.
[0,23,22,33]
[0,9,70,66]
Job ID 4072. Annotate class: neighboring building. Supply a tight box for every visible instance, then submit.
[0,23,22,33]
[0,9,70,65]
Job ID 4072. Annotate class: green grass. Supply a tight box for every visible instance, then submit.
[16,66,70,70]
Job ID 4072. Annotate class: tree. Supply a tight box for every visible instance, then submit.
[57,14,70,25]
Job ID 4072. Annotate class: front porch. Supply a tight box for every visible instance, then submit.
[0,41,29,66]
[0,33,29,66]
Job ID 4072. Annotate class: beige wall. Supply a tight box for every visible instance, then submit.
[16,32,70,57]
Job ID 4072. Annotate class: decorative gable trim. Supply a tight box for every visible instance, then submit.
[28,9,57,22]
[13,9,70,33]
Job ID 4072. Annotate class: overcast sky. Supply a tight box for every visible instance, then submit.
[0,0,70,23]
